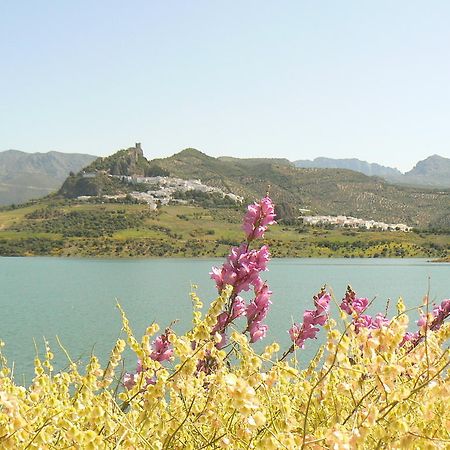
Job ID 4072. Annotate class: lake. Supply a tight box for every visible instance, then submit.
[1,257,448,383]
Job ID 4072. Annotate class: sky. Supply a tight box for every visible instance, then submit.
[1,1,450,172]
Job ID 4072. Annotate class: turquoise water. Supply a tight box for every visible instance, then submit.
[1,257,448,383]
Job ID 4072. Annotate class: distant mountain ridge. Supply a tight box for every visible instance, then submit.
[0,149,96,205]
[402,155,450,187]
[294,155,450,187]
[294,157,402,179]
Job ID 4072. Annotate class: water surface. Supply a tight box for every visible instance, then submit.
[1,257,448,383]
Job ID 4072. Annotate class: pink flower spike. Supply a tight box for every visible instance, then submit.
[289,288,331,349]
[210,244,271,295]
[243,196,276,241]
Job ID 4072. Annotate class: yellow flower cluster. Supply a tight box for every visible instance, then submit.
[0,296,449,449]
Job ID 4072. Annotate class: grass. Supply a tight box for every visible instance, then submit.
[0,202,448,258]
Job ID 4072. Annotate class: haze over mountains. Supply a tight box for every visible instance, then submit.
[294,155,450,187]
[0,150,96,205]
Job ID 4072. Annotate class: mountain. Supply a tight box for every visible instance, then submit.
[0,150,96,205]
[56,144,449,229]
[402,155,450,187]
[59,143,169,197]
[294,157,402,178]
[293,155,450,188]
[151,150,449,229]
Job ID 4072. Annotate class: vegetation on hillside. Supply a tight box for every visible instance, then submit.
[152,149,450,229]
[55,146,450,230]
[0,201,448,259]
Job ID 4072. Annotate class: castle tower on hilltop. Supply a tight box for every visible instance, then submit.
[134,142,143,158]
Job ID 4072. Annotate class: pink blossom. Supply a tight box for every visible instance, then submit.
[340,286,390,334]
[352,312,389,334]
[243,196,276,241]
[289,288,331,349]
[215,331,227,349]
[249,321,268,343]
[123,359,156,390]
[212,312,230,334]
[246,284,272,324]
[372,313,389,329]
[340,286,369,315]
[210,244,270,295]
[208,196,276,347]
[431,299,450,331]
[150,329,173,362]
[416,314,427,328]
[400,331,419,347]
[245,283,272,343]
[353,314,373,333]
[231,296,246,319]
[314,293,331,314]
[123,371,137,389]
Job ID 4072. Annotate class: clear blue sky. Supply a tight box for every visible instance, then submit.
[1,1,449,171]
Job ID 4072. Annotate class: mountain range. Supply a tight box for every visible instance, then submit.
[294,155,450,187]
[56,144,449,229]
[0,150,96,205]
[1,147,449,229]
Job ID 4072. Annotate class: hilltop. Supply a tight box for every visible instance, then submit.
[0,150,96,205]
[56,144,450,230]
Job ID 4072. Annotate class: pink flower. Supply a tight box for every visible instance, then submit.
[289,288,330,349]
[314,293,331,314]
[210,244,270,295]
[372,313,389,329]
[231,296,246,319]
[249,321,268,343]
[400,331,419,347]
[208,196,276,346]
[416,314,427,328]
[246,284,272,324]
[431,299,450,331]
[340,286,369,315]
[245,283,272,343]
[123,371,137,389]
[150,329,173,362]
[339,286,390,334]
[212,312,230,334]
[123,359,156,390]
[243,196,276,241]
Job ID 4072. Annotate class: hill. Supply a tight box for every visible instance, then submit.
[0,201,448,258]
[57,145,450,230]
[151,149,449,230]
[0,150,96,205]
